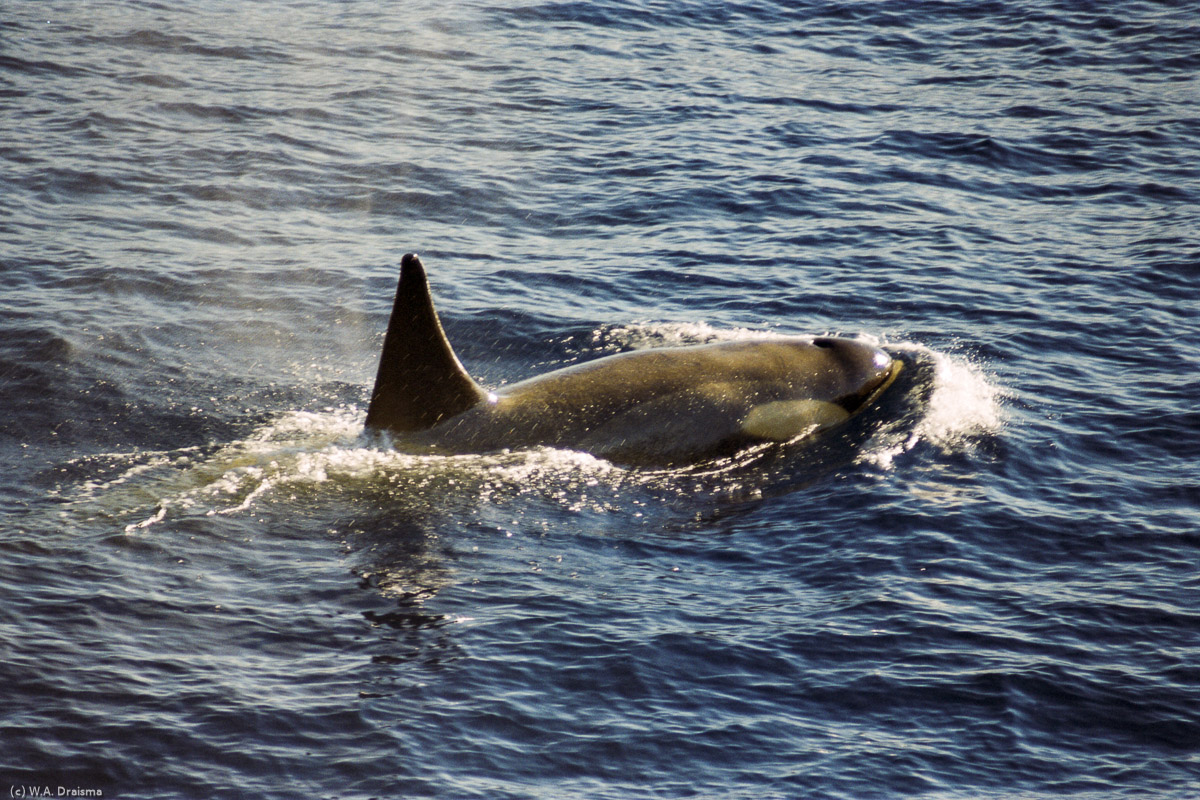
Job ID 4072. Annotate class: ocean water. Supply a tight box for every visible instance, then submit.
[2,1,1198,798]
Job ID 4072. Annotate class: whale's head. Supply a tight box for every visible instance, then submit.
[734,335,900,443]
[808,336,898,414]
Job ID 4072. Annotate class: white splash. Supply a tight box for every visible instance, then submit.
[62,406,375,531]
[863,342,1004,470]
[919,347,1004,445]
[61,405,634,532]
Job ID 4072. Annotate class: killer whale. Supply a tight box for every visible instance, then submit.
[365,254,900,466]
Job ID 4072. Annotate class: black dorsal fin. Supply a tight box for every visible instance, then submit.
[365,253,487,433]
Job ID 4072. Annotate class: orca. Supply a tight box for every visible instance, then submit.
[365,254,900,466]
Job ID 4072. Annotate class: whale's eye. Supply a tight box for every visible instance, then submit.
[812,338,836,349]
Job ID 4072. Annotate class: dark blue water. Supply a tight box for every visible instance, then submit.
[3,2,1198,798]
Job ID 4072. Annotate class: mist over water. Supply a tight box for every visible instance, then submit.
[3,2,1198,798]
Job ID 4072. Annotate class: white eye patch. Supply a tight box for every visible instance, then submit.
[740,399,850,441]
